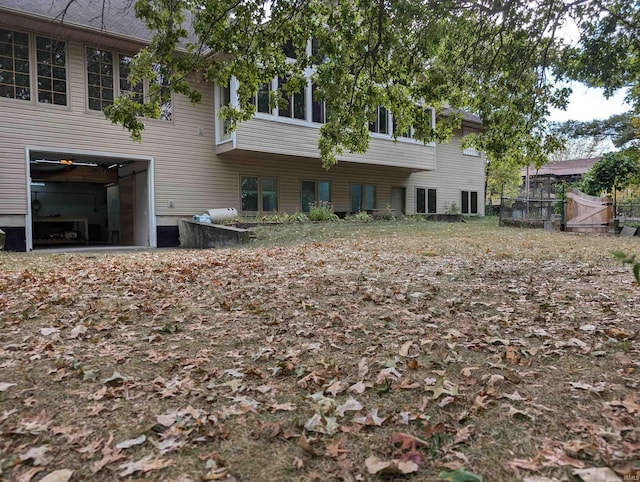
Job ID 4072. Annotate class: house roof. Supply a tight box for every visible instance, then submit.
[521,157,601,177]
[0,0,175,44]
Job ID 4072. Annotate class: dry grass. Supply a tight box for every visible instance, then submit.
[0,219,639,481]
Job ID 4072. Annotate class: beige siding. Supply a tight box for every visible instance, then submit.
[213,155,413,214]
[0,34,220,222]
[235,118,436,171]
[406,131,486,215]
[1,15,485,237]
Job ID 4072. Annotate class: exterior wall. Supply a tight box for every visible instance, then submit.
[220,155,413,214]
[0,22,219,227]
[234,118,436,171]
[406,130,486,215]
[1,10,486,250]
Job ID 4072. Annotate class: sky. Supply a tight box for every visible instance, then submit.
[547,82,631,123]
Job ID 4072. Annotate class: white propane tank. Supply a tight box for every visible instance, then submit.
[207,208,238,223]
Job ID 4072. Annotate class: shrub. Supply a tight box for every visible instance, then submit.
[308,201,339,221]
[346,211,374,222]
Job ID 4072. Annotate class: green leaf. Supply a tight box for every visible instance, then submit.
[438,468,484,482]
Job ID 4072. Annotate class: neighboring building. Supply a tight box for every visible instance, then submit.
[520,158,600,199]
[0,0,485,251]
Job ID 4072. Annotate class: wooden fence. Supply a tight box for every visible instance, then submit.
[565,188,612,234]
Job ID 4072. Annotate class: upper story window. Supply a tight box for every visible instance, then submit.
[0,28,31,101]
[87,47,172,120]
[36,37,67,105]
[1,29,68,105]
[216,81,232,142]
[311,84,325,124]
[87,48,114,111]
[462,128,481,156]
[369,106,389,134]
[278,76,305,120]
[254,82,271,114]
[118,55,143,103]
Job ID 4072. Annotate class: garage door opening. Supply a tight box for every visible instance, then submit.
[27,149,155,251]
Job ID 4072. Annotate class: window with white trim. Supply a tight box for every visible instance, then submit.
[36,36,67,105]
[311,83,325,124]
[241,176,279,212]
[87,47,172,119]
[462,128,481,156]
[416,188,437,214]
[369,106,389,134]
[1,30,69,105]
[301,180,331,212]
[0,28,31,101]
[216,81,232,142]
[461,190,478,214]
[278,76,305,120]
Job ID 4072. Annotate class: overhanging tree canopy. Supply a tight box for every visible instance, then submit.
[81,0,639,169]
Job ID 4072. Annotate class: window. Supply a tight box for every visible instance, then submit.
[87,47,114,111]
[278,76,305,120]
[36,36,67,105]
[392,118,413,138]
[255,82,271,114]
[351,183,376,212]
[87,48,172,119]
[0,29,31,100]
[241,176,278,212]
[301,180,331,212]
[369,106,388,134]
[311,84,325,124]
[416,188,437,214]
[118,55,143,103]
[152,63,172,121]
[461,191,478,214]
[217,82,232,141]
[462,128,481,156]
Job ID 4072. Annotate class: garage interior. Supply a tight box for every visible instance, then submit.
[29,152,150,249]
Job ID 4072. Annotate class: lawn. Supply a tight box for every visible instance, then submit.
[0,219,638,482]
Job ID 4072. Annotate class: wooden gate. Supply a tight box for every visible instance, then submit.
[565,188,612,234]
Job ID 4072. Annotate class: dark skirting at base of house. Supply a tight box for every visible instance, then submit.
[156,226,180,248]
[0,227,26,251]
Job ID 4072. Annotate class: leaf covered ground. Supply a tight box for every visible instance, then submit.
[0,219,639,482]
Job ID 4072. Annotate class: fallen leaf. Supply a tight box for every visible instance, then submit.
[0,382,17,392]
[399,341,417,357]
[335,397,363,417]
[438,467,484,481]
[573,467,622,482]
[353,408,387,426]
[38,470,74,482]
[365,455,419,475]
[118,454,174,477]
[20,445,52,466]
[115,434,146,449]
[298,433,321,456]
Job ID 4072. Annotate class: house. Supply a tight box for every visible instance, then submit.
[0,0,486,251]
[520,157,600,199]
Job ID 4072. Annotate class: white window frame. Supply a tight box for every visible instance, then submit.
[462,128,481,156]
[0,28,70,108]
[85,47,173,121]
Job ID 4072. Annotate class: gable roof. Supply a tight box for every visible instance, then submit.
[521,157,601,177]
[0,0,158,43]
